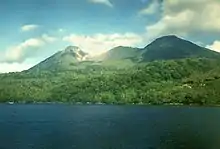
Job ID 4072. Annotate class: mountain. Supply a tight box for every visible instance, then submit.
[141,35,220,61]
[28,35,220,72]
[95,35,220,63]
[28,46,90,72]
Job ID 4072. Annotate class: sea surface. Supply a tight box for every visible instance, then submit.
[0,104,220,149]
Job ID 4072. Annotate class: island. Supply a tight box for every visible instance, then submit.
[1,35,220,105]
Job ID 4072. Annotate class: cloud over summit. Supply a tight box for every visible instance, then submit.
[63,33,143,55]
[145,0,220,39]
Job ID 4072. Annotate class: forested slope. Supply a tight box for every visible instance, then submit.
[1,58,220,105]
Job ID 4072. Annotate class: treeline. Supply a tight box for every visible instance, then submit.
[1,58,220,105]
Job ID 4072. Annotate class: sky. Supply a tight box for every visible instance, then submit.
[0,0,220,73]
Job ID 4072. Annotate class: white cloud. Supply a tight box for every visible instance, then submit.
[89,0,113,7]
[145,0,220,39]
[21,24,39,32]
[206,41,220,52]
[139,0,160,15]
[3,38,45,63]
[42,34,57,43]
[63,33,143,55]
[0,62,33,73]
[1,34,57,63]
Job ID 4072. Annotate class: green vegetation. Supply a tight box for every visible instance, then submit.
[1,58,220,105]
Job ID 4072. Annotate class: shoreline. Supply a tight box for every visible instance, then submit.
[3,101,220,107]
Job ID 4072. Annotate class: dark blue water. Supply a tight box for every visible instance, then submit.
[0,104,220,149]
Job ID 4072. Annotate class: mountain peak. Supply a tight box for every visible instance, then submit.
[64,46,81,53]
[28,46,90,72]
[62,45,89,60]
[154,35,181,42]
[142,35,219,61]
[158,35,178,39]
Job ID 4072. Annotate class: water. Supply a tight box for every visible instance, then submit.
[0,104,220,149]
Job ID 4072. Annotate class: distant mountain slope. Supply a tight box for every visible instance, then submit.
[27,35,220,72]
[28,46,90,72]
[141,35,220,62]
[96,46,141,61]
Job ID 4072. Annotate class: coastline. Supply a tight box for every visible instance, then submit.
[3,101,220,107]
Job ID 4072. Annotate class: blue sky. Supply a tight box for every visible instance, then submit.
[0,0,220,72]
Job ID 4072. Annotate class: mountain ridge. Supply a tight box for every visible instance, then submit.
[27,35,220,72]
